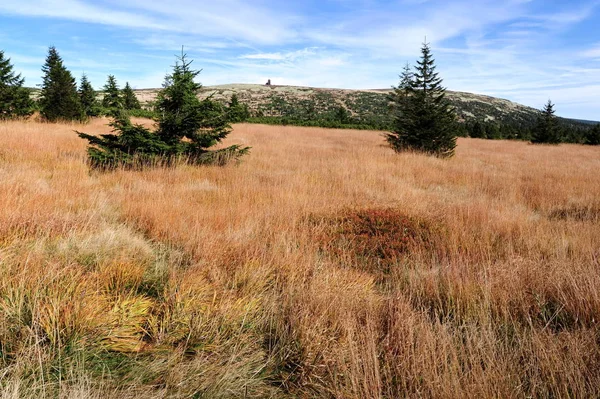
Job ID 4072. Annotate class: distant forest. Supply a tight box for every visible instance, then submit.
[240,90,598,144]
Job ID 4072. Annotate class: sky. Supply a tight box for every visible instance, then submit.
[0,0,599,120]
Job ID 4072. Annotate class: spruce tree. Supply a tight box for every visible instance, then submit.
[486,123,502,140]
[122,82,141,110]
[78,111,170,169]
[584,124,600,146]
[229,93,240,108]
[154,51,249,164]
[387,41,457,157]
[79,74,99,117]
[0,50,34,119]
[531,100,561,144]
[470,121,486,138]
[389,63,413,110]
[226,93,250,123]
[102,75,122,112]
[78,51,249,170]
[39,46,84,122]
[387,63,413,150]
[335,105,351,124]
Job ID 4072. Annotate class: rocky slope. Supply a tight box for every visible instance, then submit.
[135,84,542,126]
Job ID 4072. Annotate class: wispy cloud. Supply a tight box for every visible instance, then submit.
[532,4,597,25]
[240,48,321,61]
[581,44,600,59]
[0,0,166,30]
[0,0,297,44]
[303,0,532,56]
[0,0,599,119]
[240,53,287,61]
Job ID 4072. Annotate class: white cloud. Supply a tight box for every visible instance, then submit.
[100,0,297,45]
[131,35,233,52]
[302,0,532,57]
[581,44,600,59]
[0,0,297,45]
[239,48,320,61]
[5,54,44,65]
[1,0,599,119]
[0,0,166,30]
[532,5,597,25]
[241,53,286,61]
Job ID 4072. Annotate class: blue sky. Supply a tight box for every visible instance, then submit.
[1,0,599,120]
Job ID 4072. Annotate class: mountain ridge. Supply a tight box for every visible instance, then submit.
[133,84,595,127]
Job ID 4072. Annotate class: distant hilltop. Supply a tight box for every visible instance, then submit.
[133,84,546,127]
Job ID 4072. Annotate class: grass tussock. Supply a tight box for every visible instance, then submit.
[1,118,600,397]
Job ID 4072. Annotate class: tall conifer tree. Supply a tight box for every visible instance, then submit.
[391,63,413,106]
[154,50,249,162]
[39,46,84,122]
[226,93,250,123]
[387,41,457,157]
[0,50,34,119]
[122,82,141,110]
[531,100,561,144]
[387,63,414,149]
[102,75,122,112]
[79,73,99,117]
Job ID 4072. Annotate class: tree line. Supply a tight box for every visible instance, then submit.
[38,47,145,122]
[1,46,251,123]
[245,95,599,145]
[1,46,253,169]
[1,44,598,169]
[459,111,600,145]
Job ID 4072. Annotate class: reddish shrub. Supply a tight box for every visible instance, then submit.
[315,208,438,275]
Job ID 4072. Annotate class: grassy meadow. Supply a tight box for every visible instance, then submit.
[0,117,599,398]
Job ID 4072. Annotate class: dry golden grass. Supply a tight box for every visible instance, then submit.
[1,117,599,398]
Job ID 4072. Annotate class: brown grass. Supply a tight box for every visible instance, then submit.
[1,117,600,398]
